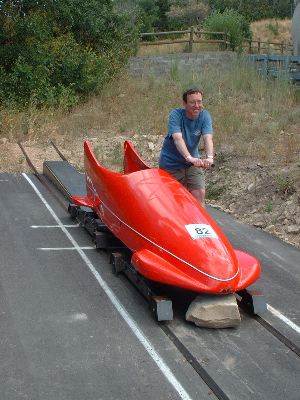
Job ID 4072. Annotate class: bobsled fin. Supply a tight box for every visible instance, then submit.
[235,249,261,290]
[123,140,150,174]
[72,195,99,209]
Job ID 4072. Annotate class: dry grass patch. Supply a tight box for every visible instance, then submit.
[137,40,221,56]
[0,61,299,170]
[250,18,292,45]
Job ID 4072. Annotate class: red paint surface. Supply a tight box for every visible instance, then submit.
[72,140,261,294]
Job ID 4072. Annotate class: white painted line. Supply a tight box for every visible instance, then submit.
[22,173,193,400]
[270,251,286,262]
[0,179,9,182]
[267,304,300,334]
[31,224,80,228]
[38,247,95,251]
[261,251,271,259]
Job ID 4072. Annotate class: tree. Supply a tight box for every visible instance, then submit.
[203,0,291,21]
[156,0,170,30]
[137,0,160,33]
[203,9,252,50]
[167,1,209,30]
[0,0,138,107]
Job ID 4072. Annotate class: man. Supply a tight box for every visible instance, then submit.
[159,88,214,207]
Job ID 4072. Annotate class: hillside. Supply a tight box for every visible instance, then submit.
[0,19,299,249]
[251,18,292,45]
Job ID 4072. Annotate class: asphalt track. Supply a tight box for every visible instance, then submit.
[0,172,299,400]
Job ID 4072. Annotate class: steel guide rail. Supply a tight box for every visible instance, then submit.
[17,141,68,211]
[19,141,300,400]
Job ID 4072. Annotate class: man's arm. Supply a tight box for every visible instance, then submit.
[172,132,205,167]
[202,134,214,167]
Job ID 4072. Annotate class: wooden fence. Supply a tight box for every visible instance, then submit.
[140,28,230,52]
[140,28,293,55]
[242,38,293,55]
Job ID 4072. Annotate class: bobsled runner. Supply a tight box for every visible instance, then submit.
[72,140,261,294]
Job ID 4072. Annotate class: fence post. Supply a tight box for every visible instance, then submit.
[281,41,284,54]
[188,26,194,53]
[249,39,252,54]
[224,33,230,50]
[258,38,261,54]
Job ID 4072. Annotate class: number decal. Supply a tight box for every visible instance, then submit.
[185,224,217,239]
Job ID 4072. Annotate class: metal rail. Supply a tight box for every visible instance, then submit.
[50,140,68,161]
[17,141,68,211]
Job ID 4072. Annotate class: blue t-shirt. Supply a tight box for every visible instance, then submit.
[159,108,213,169]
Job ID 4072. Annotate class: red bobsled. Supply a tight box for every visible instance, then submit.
[72,140,261,294]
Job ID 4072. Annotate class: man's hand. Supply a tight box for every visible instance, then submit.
[188,156,204,167]
[189,156,213,168]
[202,157,214,168]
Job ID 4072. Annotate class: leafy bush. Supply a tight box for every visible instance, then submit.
[0,0,138,108]
[203,9,252,50]
[203,0,290,22]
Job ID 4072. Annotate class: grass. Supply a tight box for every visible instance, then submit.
[137,40,222,56]
[250,18,292,45]
[0,59,299,167]
[136,19,292,57]
[275,174,296,196]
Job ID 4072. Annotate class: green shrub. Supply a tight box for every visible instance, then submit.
[275,174,296,196]
[0,0,138,108]
[203,9,252,51]
[203,0,290,22]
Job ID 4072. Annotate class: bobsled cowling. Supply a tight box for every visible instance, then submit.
[72,140,261,294]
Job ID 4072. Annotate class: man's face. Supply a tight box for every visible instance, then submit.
[184,92,203,119]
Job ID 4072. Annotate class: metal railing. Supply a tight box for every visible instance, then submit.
[248,54,300,81]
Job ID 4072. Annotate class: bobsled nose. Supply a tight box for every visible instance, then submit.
[131,249,234,293]
[131,249,200,290]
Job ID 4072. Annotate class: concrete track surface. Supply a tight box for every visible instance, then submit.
[0,173,299,400]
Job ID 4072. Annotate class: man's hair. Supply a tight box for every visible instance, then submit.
[182,88,203,103]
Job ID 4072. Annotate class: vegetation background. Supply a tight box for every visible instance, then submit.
[0,0,299,247]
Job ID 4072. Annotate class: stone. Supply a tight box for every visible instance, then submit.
[266,224,276,233]
[247,183,255,192]
[286,225,300,234]
[253,221,265,228]
[186,294,241,328]
[148,142,155,151]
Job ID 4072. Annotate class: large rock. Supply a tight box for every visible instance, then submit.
[186,294,241,328]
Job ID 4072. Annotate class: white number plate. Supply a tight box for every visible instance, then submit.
[185,224,217,239]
